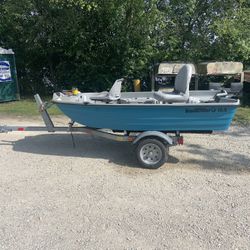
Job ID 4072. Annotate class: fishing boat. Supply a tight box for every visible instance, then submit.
[52,65,239,132]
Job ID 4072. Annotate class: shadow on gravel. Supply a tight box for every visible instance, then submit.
[2,133,249,172]
[180,143,250,172]
[225,126,250,138]
[0,133,179,169]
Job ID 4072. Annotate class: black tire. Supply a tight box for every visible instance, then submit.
[136,138,168,169]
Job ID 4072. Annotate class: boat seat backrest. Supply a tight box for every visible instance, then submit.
[174,64,192,95]
[90,78,123,102]
[109,78,123,99]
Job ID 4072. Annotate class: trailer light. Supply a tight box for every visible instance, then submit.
[177,136,184,145]
[128,137,134,142]
[18,127,25,131]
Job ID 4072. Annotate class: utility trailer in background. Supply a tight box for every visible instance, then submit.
[196,61,244,95]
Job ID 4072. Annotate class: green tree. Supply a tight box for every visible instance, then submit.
[156,0,250,63]
[212,0,250,63]
[0,0,249,94]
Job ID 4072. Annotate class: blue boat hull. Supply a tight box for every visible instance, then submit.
[56,103,237,132]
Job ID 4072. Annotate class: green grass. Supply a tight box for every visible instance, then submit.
[0,98,249,125]
[233,106,250,125]
[0,98,62,116]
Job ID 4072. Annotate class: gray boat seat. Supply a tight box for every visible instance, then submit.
[90,78,123,102]
[154,64,192,103]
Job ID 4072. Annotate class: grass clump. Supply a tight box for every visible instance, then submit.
[233,106,250,125]
[0,97,62,116]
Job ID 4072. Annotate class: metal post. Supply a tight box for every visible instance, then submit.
[150,65,155,91]
[195,75,199,90]
[240,72,244,83]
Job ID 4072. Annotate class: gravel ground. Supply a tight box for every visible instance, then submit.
[0,116,250,250]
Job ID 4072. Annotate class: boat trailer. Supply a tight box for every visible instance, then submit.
[0,94,184,168]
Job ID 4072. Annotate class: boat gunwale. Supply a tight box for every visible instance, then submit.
[52,99,240,107]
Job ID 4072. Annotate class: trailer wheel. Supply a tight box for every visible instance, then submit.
[136,138,168,169]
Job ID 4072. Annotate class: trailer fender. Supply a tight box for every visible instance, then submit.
[133,131,173,145]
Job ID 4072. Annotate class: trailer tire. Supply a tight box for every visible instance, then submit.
[136,138,168,169]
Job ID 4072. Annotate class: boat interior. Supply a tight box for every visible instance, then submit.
[53,65,239,105]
